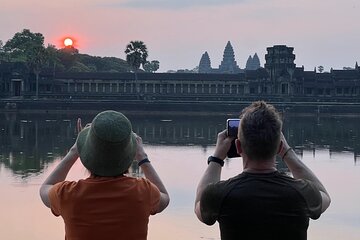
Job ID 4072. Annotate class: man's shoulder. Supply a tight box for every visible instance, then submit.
[203,174,245,198]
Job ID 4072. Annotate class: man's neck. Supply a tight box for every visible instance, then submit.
[243,167,277,173]
[242,156,277,173]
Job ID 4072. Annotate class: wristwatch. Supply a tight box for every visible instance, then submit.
[207,156,224,167]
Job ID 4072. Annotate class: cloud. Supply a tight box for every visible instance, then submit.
[100,0,247,10]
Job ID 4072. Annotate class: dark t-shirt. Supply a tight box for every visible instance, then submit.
[200,171,322,240]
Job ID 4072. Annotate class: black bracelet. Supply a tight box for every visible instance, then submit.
[281,148,293,159]
[138,158,150,167]
[207,156,224,167]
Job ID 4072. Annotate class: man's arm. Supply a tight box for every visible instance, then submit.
[194,130,233,222]
[134,134,170,213]
[279,133,331,213]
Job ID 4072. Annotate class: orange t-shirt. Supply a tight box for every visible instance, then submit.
[49,175,161,240]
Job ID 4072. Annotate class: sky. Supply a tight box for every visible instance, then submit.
[0,0,359,72]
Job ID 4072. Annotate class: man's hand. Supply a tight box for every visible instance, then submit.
[213,130,234,160]
[278,132,291,158]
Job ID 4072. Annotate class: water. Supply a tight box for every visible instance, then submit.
[0,112,360,240]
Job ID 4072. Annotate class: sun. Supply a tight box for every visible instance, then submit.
[64,38,73,47]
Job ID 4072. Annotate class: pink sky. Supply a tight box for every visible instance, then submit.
[0,0,359,72]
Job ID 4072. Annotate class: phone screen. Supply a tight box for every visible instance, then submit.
[227,119,240,138]
[227,119,241,158]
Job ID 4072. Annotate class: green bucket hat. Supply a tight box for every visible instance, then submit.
[76,110,136,177]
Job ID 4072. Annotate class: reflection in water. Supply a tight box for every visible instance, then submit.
[282,115,360,165]
[0,114,75,178]
[1,112,360,177]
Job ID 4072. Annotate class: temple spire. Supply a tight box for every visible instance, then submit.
[245,53,261,70]
[252,53,260,69]
[219,41,240,73]
[245,55,253,70]
[199,51,212,73]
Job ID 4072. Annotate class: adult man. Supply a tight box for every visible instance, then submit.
[40,110,170,240]
[195,101,331,240]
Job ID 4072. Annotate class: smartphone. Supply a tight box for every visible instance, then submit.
[227,119,240,138]
[226,119,241,158]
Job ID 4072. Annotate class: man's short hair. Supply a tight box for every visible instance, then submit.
[239,101,282,161]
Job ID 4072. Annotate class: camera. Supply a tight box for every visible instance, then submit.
[226,119,240,158]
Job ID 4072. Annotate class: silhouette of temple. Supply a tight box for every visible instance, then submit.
[199,41,261,73]
[218,41,240,73]
[245,53,261,70]
[199,41,243,74]
[198,52,212,73]
[1,45,360,103]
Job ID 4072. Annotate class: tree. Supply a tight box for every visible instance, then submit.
[4,29,44,61]
[0,40,6,61]
[143,61,152,73]
[143,60,160,73]
[124,41,148,71]
[150,60,159,72]
[124,41,148,95]
[45,44,61,75]
[58,46,79,67]
[4,29,47,98]
[317,65,324,73]
[29,45,48,98]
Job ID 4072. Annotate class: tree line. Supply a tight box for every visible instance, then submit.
[0,29,159,97]
[0,29,159,74]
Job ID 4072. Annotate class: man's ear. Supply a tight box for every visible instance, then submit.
[277,141,283,154]
[235,139,242,155]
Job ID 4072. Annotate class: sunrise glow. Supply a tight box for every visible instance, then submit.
[64,38,73,47]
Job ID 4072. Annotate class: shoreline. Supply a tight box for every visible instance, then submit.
[2,98,360,116]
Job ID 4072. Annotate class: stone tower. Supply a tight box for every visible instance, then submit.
[265,45,295,78]
[264,45,296,95]
[245,53,261,70]
[245,55,253,70]
[252,53,260,69]
[219,41,240,73]
[199,51,212,73]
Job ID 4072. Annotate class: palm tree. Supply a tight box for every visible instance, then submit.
[28,45,47,99]
[124,41,148,97]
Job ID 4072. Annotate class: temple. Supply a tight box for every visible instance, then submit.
[218,41,240,73]
[198,52,212,73]
[1,45,360,104]
[245,53,261,70]
[199,41,243,74]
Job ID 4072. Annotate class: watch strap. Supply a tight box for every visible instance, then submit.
[207,156,224,167]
